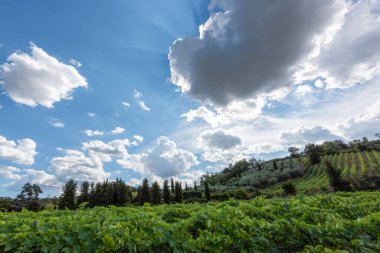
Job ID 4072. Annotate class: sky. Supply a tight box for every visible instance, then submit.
[0,0,380,197]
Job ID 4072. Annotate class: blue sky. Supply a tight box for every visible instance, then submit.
[1,0,380,197]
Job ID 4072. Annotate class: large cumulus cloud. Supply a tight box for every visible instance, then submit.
[169,0,346,105]
[0,43,87,108]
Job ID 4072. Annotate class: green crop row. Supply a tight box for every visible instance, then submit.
[1,191,379,253]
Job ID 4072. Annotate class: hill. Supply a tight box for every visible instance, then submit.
[204,138,380,197]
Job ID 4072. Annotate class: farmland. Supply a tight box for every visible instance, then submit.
[1,191,380,252]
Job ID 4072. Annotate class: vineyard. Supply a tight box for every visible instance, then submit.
[1,191,379,252]
[267,150,380,195]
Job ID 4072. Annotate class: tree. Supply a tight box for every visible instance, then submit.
[304,143,322,165]
[325,161,350,192]
[375,133,380,139]
[288,147,300,158]
[58,179,77,210]
[170,178,175,194]
[194,182,197,191]
[174,181,183,203]
[140,178,150,205]
[150,181,161,205]
[204,181,211,202]
[77,181,90,206]
[163,179,171,204]
[272,161,278,170]
[14,183,43,211]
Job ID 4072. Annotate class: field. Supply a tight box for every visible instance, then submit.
[1,191,379,252]
[266,150,380,195]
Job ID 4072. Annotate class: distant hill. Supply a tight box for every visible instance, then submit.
[203,138,380,196]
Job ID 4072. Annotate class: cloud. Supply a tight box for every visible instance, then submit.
[118,136,198,179]
[133,135,143,143]
[133,90,142,99]
[24,169,60,189]
[0,135,37,165]
[281,126,343,145]
[169,0,345,105]
[84,130,104,137]
[50,149,110,182]
[111,127,125,135]
[81,139,130,162]
[122,101,130,107]
[0,166,23,180]
[48,118,64,128]
[138,101,150,111]
[87,112,96,117]
[296,0,380,89]
[0,42,87,108]
[198,128,241,150]
[69,58,82,67]
[339,99,380,139]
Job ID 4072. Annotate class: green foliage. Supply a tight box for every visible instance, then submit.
[13,183,43,212]
[150,181,161,205]
[325,161,351,192]
[174,181,183,203]
[233,188,249,199]
[163,179,171,204]
[140,178,150,205]
[204,181,211,202]
[58,179,77,210]
[282,182,296,195]
[1,191,379,252]
[304,143,322,165]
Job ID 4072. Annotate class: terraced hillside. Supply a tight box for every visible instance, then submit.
[267,150,380,195]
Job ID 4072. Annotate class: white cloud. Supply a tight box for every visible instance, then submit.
[0,135,37,165]
[198,128,241,150]
[82,139,130,162]
[122,101,131,107]
[48,118,64,128]
[169,0,346,105]
[133,135,143,143]
[281,126,343,145]
[295,85,313,96]
[24,169,60,189]
[50,149,110,182]
[339,99,380,139]
[138,101,150,111]
[111,127,125,135]
[87,112,96,117]
[84,130,104,137]
[296,0,380,89]
[69,58,82,67]
[133,90,142,99]
[0,42,87,108]
[0,166,23,180]
[118,136,198,179]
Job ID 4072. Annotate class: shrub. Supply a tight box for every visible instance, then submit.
[234,189,249,199]
[282,182,296,195]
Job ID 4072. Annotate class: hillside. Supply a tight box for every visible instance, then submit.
[204,139,380,197]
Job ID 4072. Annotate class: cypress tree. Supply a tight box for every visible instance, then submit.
[185,182,188,191]
[194,182,197,191]
[170,178,175,193]
[151,181,161,205]
[174,181,183,203]
[77,181,90,206]
[140,178,150,205]
[58,179,77,210]
[204,181,211,202]
[273,161,278,170]
[163,179,171,204]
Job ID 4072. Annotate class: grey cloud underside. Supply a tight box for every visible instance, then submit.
[199,129,241,150]
[169,0,344,105]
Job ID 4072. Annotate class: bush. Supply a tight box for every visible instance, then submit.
[234,189,249,199]
[183,191,202,200]
[282,182,296,195]
[212,192,230,201]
